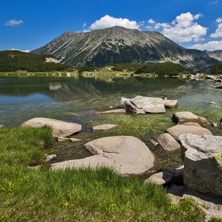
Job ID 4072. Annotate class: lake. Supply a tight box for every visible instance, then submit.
[0,75,221,171]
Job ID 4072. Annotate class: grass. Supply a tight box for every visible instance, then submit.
[0,126,207,221]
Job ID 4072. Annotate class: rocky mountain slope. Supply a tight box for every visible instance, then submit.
[206,50,222,62]
[32,26,218,70]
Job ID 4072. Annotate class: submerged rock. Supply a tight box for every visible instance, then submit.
[51,136,155,176]
[93,124,117,131]
[21,117,82,138]
[180,133,222,196]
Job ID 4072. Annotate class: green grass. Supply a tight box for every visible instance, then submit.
[0,126,206,221]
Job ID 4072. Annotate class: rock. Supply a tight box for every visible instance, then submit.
[173,165,184,185]
[166,125,212,141]
[21,117,82,138]
[70,138,81,142]
[164,100,178,109]
[51,136,155,176]
[58,137,69,142]
[208,101,217,104]
[178,122,201,127]
[109,106,114,109]
[151,139,159,147]
[131,96,166,114]
[45,154,57,163]
[124,100,145,114]
[179,134,222,196]
[120,97,131,108]
[173,111,209,126]
[96,109,126,114]
[167,185,188,196]
[0,124,3,128]
[145,171,173,185]
[157,133,181,152]
[93,124,117,131]
[212,122,218,128]
[167,193,181,205]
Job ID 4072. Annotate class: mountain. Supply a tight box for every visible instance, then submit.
[32,26,218,70]
[206,50,222,62]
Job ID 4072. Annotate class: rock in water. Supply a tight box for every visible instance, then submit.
[164,100,178,109]
[157,133,181,151]
[179,133,222,196]
[166,124,212,141]
[93,124,117,131]
[51,136,155,176]
[21,117,82,138]
[131,96,166,114]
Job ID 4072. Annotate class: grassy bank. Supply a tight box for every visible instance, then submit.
[0,126,206,221]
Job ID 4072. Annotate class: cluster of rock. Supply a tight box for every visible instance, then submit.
[120,96,178,114]
[152,111,211,152]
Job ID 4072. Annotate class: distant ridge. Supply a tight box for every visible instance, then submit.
[32,26,219,70]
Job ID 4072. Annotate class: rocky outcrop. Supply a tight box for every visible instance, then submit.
[51,136,155,176]
[173,111,209,126]
[21,117,82,138]
[179,133,222,196]
[93,124,117,131]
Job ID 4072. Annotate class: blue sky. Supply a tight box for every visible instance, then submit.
[1,0,222,51]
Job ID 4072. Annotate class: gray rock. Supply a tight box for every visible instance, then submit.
[157,133,181,151]
[145,171,173,185]
[166,125,212,141]
[173,111,209,126]
[131,96,166,114]
[179,134,222,196]
[96,109,126,114]
[178,122,201,127]
[124,100,145,114]
[70,138,81,142]
[173,165,184,185]
[164,100,178,109]
[58,137,69,142]
[120,97,131,108]
[21,117,82,138]
[93,124,117,131]
[51,136,155,176]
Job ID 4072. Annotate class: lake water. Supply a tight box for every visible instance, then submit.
[0,75,221,171]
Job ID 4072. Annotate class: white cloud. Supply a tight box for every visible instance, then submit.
[5,19,23,26]
[210,23,222,38]
[90,15,140,30]
[82,23,87,28]
[216,18,222,23]
[148,19,155,24]
[11,48,30,53]
[155,12,208,42]
[191,40,222,51]
[210,1,218,4]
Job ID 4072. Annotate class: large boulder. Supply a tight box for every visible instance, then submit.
[166,124,212,141]
[21,117,82,138]
[51,136,155,176]
[157,133,181,151]
[173,111,209,126]
[179,133,222,196]
[131,96,166,114]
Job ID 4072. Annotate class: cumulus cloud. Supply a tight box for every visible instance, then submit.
[210,23,222,38]
[5,19,23,26]
[191,40,222,51]
[11,48,30,53]
[148,19,155,24]
[90,15,140,30]
[216,18,222,23]
[148,12,207,42]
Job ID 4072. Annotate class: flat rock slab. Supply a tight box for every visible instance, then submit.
[180,134,222,196]
[166,125,212,141]
[96,109,126,114]
[145,171,173,185]
[164,100,178,109]
[93,124,117,131]
[70,138,81,142]
[21,117,82,138]
[157,133,181,151]
[131,96,166,114]
[51,136,155,176]
[173,111,209,126]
